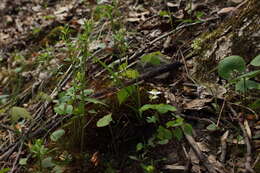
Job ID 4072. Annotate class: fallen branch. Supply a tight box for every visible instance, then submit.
[91,62,182,98]
[184,133,217,173]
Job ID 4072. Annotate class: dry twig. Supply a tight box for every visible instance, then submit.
[184,132,217,173]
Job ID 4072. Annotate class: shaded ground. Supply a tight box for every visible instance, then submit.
[0,0,259,173]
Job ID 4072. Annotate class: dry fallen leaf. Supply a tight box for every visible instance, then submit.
[244,120,252,139]
[230,0,244,4]
[217,7,236,15]
[184,98,212,110]
[197,142,210,152]
[90,151,100,166]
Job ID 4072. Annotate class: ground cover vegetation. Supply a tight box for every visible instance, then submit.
[0,0,259,172]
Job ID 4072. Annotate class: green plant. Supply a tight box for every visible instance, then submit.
[139,104,192,144]
[141,163,156,173]
[217,55,260,93]
[27,136,66,173]
[29,139,53,171]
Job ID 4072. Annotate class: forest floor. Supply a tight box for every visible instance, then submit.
[0,0,259,173]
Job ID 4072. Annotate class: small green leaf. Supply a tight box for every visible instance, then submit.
[146,116,157,123]
[136,143,143,151]
[139,104,155,112]
[118,62,127,71]
[42,157,55,168]
[250,54,260,66]
[218,56,246,80]
[157,126,172,140]
[142,165,155,173]
[52,166,64,173]
[117,85,135,105]
[19,158,28,165]
[156,104,177,114]
[166,118,184,128]
[9,106,32,123]
[182,123,193,135]
[65,105,73,114]
[159,10,170,17]
[97,113,112,127]
[54,103,73,115]
[37,92,52,102]
[166,116,184,128]
[50,129,65,142]
[121,69,139,79]
[84,89,94,95]
[141,51,163,65]
[157,139,169,145]
[206,123,218,131]
[173,127,183,141]
[139,104,176,114]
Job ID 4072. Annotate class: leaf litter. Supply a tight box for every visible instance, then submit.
[0,0,259,172]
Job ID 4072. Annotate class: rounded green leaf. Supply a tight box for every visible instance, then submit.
[155,104,177,114]
[250,54,260,66]
[9,106,32,123]
[182,123,193,135]
[173,127,183,141]
[96,113,112,127]
[136,143,143,151]
[139,104,176,114]
[117,86,135,105]
[41,157,55,168]
[141,51,162,65]
[50,129,65,142]
[218,56,246,80]
[206,123,218,131]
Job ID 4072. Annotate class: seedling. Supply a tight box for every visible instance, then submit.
[217,55,260,93]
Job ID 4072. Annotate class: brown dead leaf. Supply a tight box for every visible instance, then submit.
[197,142,210,152]
[166,2,180,8]
[229,0,244,3]
[172,9,184,19]
[217,7,236,15]
[184,98,212,110]
[126,18,141,22]
[90,151,100,166]
[208,155,226,173]
[189,149,199,164]
[246,114,256,120]
[164,164,185,171]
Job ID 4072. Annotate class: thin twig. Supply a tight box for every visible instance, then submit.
[217,100,225,127]
[150,18,218,45]
[182,145,191,173]
[10,138,24,173]
[179,49,197,84]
